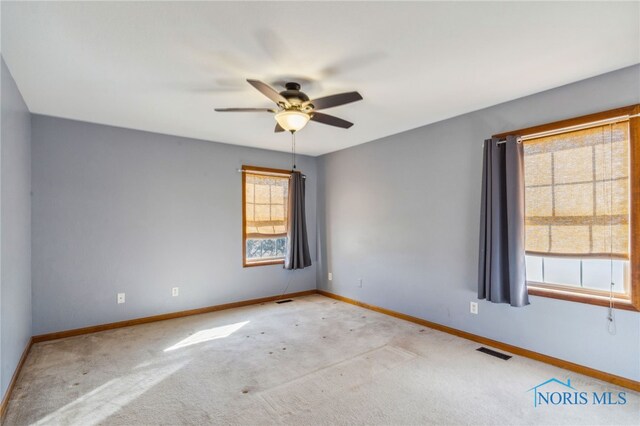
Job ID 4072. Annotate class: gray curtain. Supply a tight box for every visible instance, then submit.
[284,171,312,270]
[478,136,529,307]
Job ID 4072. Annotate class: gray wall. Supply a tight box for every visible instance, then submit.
[317,65,640,381]
[31,116,317,335]
[1,58,32,399]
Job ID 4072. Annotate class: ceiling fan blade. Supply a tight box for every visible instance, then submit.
[214,108,276,113]
[274,123,285,133]
[246,79,290,107]
[305,91,362,110]
[310,112,353,129]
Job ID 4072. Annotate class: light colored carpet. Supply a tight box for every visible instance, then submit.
[4,294,639,425]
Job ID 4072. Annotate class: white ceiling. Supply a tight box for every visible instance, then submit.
[2,1,639,156]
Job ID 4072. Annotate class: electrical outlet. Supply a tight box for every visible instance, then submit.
[470,301,478,314]
[328,272,333,281]
[117,293,125,304]
[358,278,363,288]
[172,287,179,297]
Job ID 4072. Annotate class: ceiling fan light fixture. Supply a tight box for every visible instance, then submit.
[216,79,361,132]
[275,110,310,132]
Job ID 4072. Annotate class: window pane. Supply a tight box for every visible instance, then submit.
[271,205,285,221]
[525,255,543,282]
[246,238,287,263]
[594,140,629,180]
[276,238,286,257]
[271,185,285,202]
[543,258,581,287]
[595,178,629,216]
[255,204,270,221]
[246,204,254,222]
[581,259,609,291]
[525,186,552,217]
[554,183,593,217]
[553,145,593,184]
[254,184,271,204]
[592,224,629,256]
[246,239,261,259]
[524,153,552,186]
[582,259,626,293]
[526,226,549,253]
[261,239,275,258]
[246,183,254,202]
[550,225,590,254]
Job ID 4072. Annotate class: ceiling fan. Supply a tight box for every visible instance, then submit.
[215,79,362,133]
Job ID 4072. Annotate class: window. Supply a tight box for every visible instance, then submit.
[242,166,290,267]
[495,105,640,310]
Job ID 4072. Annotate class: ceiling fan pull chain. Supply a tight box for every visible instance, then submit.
[291,131,297,171]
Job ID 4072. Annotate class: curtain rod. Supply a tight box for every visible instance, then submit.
[237,169,306,179]
[495,113,640,145]
[496,138,521,146]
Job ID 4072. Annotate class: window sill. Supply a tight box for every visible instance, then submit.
[243,259,285,268]
[527,283,639,312]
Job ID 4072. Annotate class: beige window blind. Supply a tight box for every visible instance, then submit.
[523,121,630,259]
[245,173,289,239]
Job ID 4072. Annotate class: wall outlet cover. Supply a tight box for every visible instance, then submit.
[117,293,125,304]
[172,287,179,297]
[470,301,478,314]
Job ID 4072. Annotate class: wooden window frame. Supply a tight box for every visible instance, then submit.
[493,104,640,311]
[242,165,291,268]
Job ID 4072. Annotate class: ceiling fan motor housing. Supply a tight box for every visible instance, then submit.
[280,82,310,107]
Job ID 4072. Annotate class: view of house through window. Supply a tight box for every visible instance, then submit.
[243,167,290,266]
[523,120,631,298]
